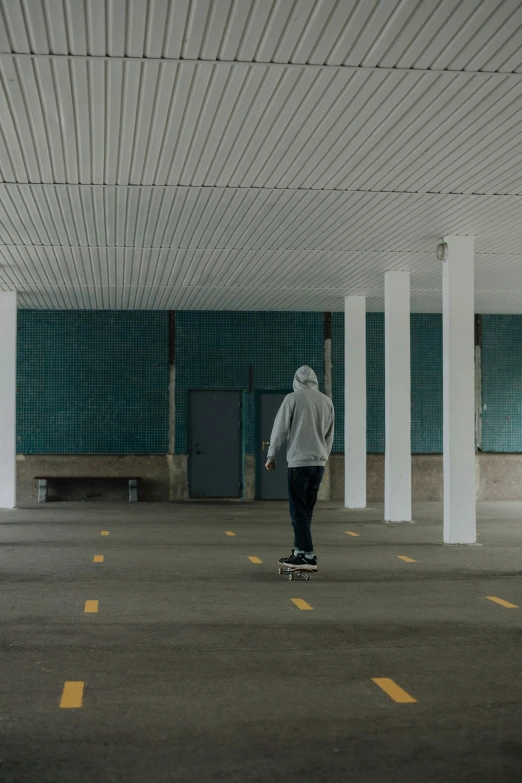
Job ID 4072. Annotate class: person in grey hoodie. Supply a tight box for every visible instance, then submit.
[265,366,334,571]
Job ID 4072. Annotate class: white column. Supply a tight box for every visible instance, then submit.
[443,235,476,543]
[384,272,411,522]
[344,296,366,508]
[0,292,17,509]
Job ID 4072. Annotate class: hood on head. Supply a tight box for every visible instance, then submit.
[293,366,319,392]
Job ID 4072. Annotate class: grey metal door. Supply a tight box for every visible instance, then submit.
[189,391,242,498]
[258,392,289,500]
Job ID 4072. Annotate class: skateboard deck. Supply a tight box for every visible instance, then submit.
[278,562,317,581]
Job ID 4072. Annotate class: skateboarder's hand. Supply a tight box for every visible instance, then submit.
[265,460,275,471]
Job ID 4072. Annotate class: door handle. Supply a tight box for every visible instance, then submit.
[262,440,270,451]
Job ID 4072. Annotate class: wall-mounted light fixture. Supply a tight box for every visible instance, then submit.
[436,241,448,261]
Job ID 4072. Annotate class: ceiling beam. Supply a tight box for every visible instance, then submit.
[2,52,522,82]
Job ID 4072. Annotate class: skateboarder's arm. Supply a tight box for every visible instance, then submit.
[267,397,294,463]
[325,405,335,456]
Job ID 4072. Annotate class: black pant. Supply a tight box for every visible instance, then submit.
[288,466,325,552]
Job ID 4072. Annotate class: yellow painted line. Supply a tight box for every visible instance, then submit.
[225,531,236,536]
[397,555,416,563]
[101,531,109,536]
[345,531,360,537]
[84,600,99,613]
[93,555,104,563]
[248,556,262,563]
[372,678,417,704]
[291,598,313,611]
[60,681,84,709]
[486,596,518,609]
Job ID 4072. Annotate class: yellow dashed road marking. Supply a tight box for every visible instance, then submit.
[397,555,416,563]
[372,678,417,703]
[60,681,84,709]
[84,600,99,613]
[93,555,104,563]
[345,531,360,537]
[248,556,262,563]
[101,531,109,536]
[486,596,518,609]
[225,531,236,537]
[291,598,313,611]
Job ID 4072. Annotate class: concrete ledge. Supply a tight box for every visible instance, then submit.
[244,454,256,501]
[167,454,188,501]
[330,452,522,503]
[15,451,522,504]
[330,454,443,502]
[476,453,522,501]
[17,455,171,504]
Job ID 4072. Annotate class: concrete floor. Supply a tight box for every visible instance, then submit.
[1,501,521,782]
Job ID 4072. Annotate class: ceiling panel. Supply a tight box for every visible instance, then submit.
[2,185,522,253]
[2,0,522,73]
[2,55,522,195]
[1,1,522,312]
[9,283,522,315]
[1,242,521,312]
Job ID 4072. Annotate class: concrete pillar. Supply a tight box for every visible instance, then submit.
[344,296,366,508]
[384,272,411,522]
[443,235,476,543]
[0,292,17,509]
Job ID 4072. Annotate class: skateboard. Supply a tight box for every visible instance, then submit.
[278,563,317,581]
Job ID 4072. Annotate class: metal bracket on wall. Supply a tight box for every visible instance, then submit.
[128,479,138,502]
[38,479,48,503]
[475,315,482,451]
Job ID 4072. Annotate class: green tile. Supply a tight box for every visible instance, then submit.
[17,311,169,454]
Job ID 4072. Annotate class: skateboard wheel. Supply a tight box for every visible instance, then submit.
[278,568,282,575]
[304,574,310,581]
[288,573,293,581]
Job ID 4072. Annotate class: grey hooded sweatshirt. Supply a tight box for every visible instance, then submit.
[267,366,334,469]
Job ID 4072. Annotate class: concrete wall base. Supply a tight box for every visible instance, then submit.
[384,520,416,524]
[329,454,444,502]
[15,452,522,504]
[244,454,256,501]
[330,453,522,502]
[167,454,188,501]
[317,462,331,502]
[17,455,171,503]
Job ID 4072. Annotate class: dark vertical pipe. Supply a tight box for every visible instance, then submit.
[324,312,332,399]
[168,311,176,457]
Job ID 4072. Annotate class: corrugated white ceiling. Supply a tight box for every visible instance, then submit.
[0,0,522,311]
[3,0,522,72]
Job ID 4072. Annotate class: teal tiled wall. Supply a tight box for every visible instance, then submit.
[17,311,169,454]
[15,309,521,456]
[411,314,443,452]
[332,313,443,454]
[331,312,384,453]
[175,311,324,454]
[482,315,522,452]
